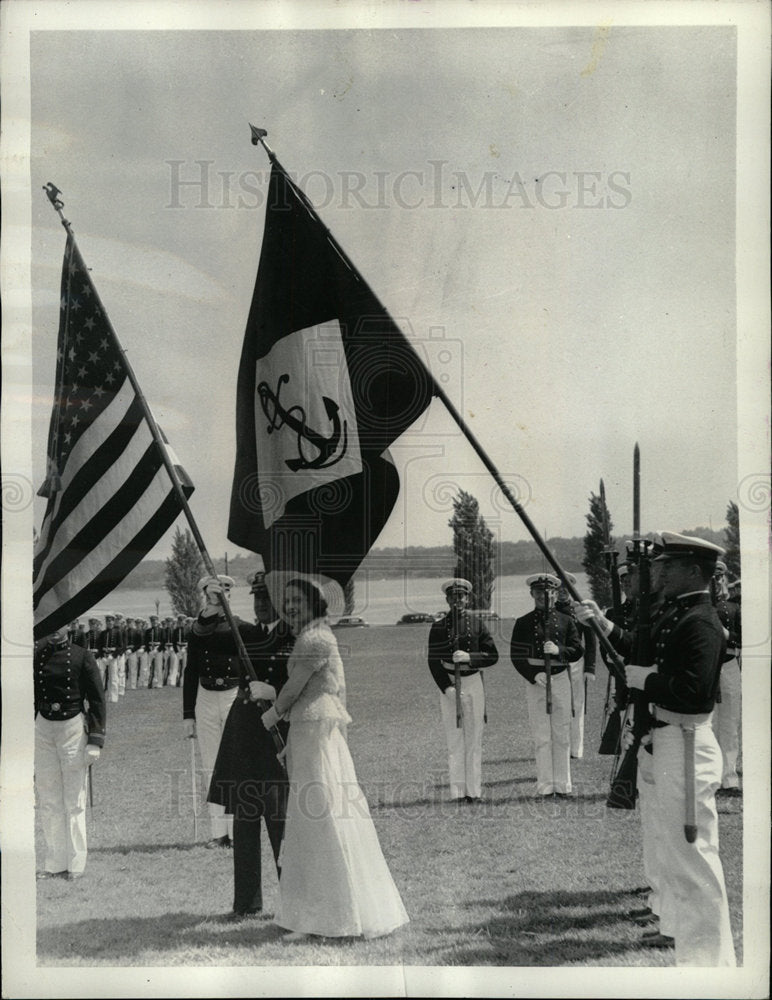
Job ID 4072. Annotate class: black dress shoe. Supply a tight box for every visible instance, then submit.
[36,870,67,880]
[223,908,261,922]
[205,835,232,849]
[639,932,674,949]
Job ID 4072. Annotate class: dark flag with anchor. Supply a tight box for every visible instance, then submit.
[228,153,435,585]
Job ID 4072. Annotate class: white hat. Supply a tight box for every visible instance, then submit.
[441,578,473,595]
[526,573,560,590]
[198,574,235,591]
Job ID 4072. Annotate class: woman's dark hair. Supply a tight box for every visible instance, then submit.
[286,577,328,619]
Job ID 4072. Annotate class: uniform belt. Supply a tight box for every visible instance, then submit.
[38,701,82,714]
[654,707,713,727]
[200,677,239,691]
[441,663,478,677]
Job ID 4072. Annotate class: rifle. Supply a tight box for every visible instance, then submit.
[607,539,653,809]
[598,478,624,754]
[544,586,554,714]
[451,609,463,728]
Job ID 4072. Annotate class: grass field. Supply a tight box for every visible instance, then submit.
[34,622,744,969]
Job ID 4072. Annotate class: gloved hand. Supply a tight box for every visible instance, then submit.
[584,672,596,683]
[85,746,101,763]
[543,640,559,656]
[248,680,277,702]
[452,649,471,665]
[262,706,280,730]
[574,600,613,634]
[183,718,196,738]
[625,663,656,690]
[444,686,458,699]
[533,672,548,688]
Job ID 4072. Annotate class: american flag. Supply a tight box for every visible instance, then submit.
[33,234,193,639]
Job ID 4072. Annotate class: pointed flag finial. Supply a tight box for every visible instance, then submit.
[44,182,64,210]
[249,124,267,146]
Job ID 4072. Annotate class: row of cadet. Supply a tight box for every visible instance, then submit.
[66,612,195,699]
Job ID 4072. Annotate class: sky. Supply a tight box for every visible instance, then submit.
[21,15,746,565]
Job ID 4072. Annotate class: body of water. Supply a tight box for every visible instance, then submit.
[88,572,591,627]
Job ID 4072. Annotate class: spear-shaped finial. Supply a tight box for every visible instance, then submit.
[249,123,277,164]
[44,182,64,210]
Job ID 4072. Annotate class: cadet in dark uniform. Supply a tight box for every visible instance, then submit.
[183,575,240,847]
[510,574,583,797]
[588,532,735,966]
[555,572,596,759]
[427,578,499,802]
[35,627,106,880]
[98,613,124,703]
[208,570,294,918]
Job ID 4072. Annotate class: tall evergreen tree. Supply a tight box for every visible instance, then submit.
[164,527,205,616]
[448,490,494,609]
[723,500,741,579]
[582,491,614,607]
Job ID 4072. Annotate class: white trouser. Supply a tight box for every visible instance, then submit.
[524,670,572,795]
[150,650,165,687]
[137,650,151,688]
[439,671,485,799]
[712,658,741,788]
[637,744,675,935]
[116,653,126,696]
[35,714,89,874]
[195,685,239,838]
[125,651,139,689]
[569,661,585,758]
[652,713,736,966]
[106,655,120,703]
[96,656,108,689]
[165,650,180,688]
[177,649,187,686]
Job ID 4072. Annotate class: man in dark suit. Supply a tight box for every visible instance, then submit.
[207,571,294,918]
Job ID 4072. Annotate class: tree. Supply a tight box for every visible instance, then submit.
[448,490,494,609]
[343,578,355,616]
[723,500,741,579]
[582,491,614,607]
[165,527,205,616]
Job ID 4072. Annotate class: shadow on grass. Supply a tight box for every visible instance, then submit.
[429,889,654,966]
[37,910,285,962]
[483,757,538,767]
[90,843,217,856]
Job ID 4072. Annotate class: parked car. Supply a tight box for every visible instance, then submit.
[396,613,436,625]
[332,616,370,628]
[468,609,500,620]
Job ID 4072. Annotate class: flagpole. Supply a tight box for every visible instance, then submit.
[42,184,286,758]
[246,134,627,684]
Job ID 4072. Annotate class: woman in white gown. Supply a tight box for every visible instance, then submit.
[260,578,409,940]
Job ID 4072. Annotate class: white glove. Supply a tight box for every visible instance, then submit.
[262,706,280,730]
[85,745,101,763]
[444,686,458,699]
[574,600,613,635]
[248,680,277,702]
[452,649,471,665]
[722,627,730,641]
[543,640,559,656]
[183,718,196,738]
[584,673,596,683]
[533,672,548,688]
[625,663,656,691]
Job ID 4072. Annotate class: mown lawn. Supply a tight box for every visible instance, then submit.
[35,622,744,970]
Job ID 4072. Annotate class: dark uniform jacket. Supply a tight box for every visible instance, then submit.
[34,637,106,747]
[510,608,583,685]
[97,625,124,659]
[207,618,296,805]
[427,612,499,694]
[143,624,165,652]
[170,623,190,651]
[557,597,597,675]
[123,626,144,652]
[70,628,88,648]
[713,596,741,663]
[642,592,726,715]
